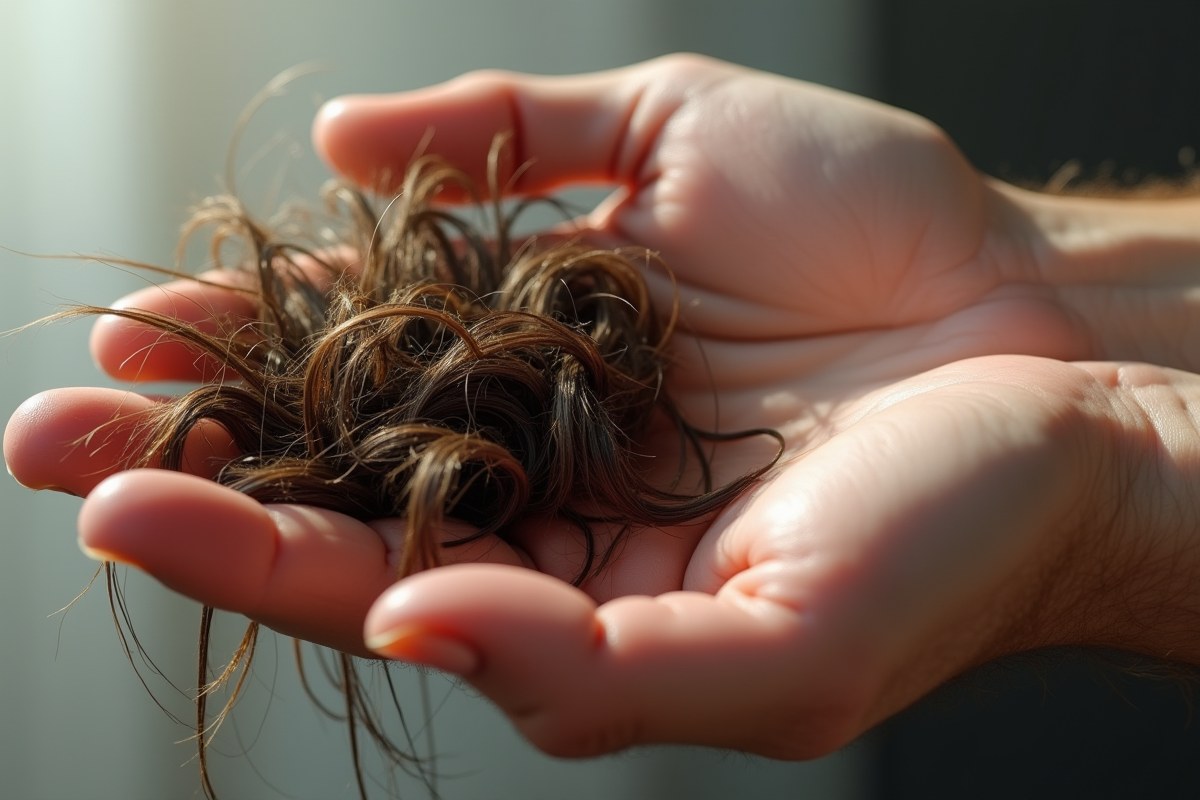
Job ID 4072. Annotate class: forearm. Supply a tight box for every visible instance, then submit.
[1006,187,1200,663]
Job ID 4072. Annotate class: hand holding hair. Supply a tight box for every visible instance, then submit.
[10,54,1200,760]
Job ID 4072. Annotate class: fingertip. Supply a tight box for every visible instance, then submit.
[78,471,277,611]
[310,93,427,192]
[4,388,238,496]
[4,391,51,489]
[366,565,657,758]
[78,540,127,566]
[315,96,349,128]
[89,279,255,383]
[88,312,159,381]
[363,564,605,739]
[4,389,144,494]
[310,87,511,194]
[364,564,598,645]
[312,96,354,177]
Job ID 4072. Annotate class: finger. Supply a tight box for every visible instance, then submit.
[364,563,857,759]
[90,273,256,382]
[4,388,238,496]
[91,250,358,383]
[78,470,528,656]
[312,54,739,197]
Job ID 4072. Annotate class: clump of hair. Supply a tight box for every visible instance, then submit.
[80,138,781,799]
[109,143,780,580]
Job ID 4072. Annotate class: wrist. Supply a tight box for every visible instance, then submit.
[922,361,1200,668]
[992,182,1200,366]
[1037,362,1200,664]
[998,181,1200,279]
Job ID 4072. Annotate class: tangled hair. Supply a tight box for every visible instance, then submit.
[76,139,782,798]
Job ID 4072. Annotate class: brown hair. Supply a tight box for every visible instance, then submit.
[69,139,782,798]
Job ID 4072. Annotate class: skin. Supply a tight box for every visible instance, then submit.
[9,53,1200,760]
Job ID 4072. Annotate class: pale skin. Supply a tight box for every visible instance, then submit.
[8,54,1200,760]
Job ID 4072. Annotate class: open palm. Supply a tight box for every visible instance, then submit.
[9,55,1200,759]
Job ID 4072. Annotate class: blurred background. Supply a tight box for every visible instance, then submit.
[2,1,1199,799]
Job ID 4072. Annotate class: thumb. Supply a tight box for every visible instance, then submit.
[364,563,859,759]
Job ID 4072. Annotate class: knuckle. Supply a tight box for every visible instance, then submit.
[644,52,730,81]
[449,68,520,93]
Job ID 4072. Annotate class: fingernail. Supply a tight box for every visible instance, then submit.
[78,540,133,566]
[366,624,480,676]
[44,485,82,498]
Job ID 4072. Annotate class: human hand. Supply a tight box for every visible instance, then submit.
[362,354,1200,757]
[9,54,1200,756]
[312,53,1200,373]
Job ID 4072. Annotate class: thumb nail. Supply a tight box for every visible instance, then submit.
[79,540,134,566]
[367,624,480,676]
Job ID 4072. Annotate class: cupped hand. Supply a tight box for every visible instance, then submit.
[8,54,1200,756]
[313,52,1200,371]
[362,355,1200,757]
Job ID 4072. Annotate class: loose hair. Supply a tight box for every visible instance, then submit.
[70,138,782,798]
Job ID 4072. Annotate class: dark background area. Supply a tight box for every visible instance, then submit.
[873,2,1200,797]
[880,0,1200,188]
[875,652,1200,798]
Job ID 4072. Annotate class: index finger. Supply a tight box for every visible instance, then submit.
[79,471,532,656]
[312,54,743,197]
